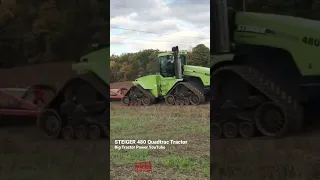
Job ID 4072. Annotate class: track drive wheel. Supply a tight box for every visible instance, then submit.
[222,122,238,138]
[239,122,256,138]
[62,126,74,140]
[254,102,288,137]
[38,109,62,138]
[189,94,201,105]
[88,125,101,140]
[211,122,222,139]
[165,95,175,105]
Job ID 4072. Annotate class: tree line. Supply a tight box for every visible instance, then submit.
[0,0,108,68]
[1,0,320,69]
[110,44,210,83]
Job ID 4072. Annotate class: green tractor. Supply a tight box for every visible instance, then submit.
[211,0,320,139]
[122,46,210,106]
[37,44,110,140]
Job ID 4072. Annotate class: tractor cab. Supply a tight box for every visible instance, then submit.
[158,47,187,78]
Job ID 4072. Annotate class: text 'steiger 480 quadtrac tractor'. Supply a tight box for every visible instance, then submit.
[37,44,110,140]
[211,0,320,139]
[122,46,210,106]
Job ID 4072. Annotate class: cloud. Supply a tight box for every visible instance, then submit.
[110,0,210,55]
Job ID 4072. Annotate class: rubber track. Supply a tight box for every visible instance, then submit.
[46,73,110,109]
[124,85,156,105]
[135,85,156,103]
[171,82,206,104]
[76,73,110,101]
[212,65,304,133]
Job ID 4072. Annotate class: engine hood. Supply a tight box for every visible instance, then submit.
[183,65,210,75]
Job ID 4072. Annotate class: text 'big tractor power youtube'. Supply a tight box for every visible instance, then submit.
[211,0,320,139]
[37,44,110,140]
[122,46,210,106]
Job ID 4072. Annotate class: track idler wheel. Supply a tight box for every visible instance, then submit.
[62,126,74,140]
[165,95,175,105]
[88,125,101,140]
[211,122,222,139]
[38,109,62,138]
[189,94,201,105]
[254,102,288,137]
[222,122,238,138]
[122,96,130,106]
[74,125,87,139]
[239,122,256,138]
[142,95,152,106]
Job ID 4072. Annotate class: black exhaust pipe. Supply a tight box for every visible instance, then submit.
[172,46,182,79]
[211,0,231,54]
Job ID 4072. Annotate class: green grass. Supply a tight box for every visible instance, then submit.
[110,103,210,180]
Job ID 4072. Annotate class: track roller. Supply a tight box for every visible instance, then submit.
[190,94,201,105]
[222,122,238,138]
[74,125,87,139]
[165,95,175,105]
[141,95,152,106]
[88,125,101,140]
[239,122,256,138]
[62,126,74,140]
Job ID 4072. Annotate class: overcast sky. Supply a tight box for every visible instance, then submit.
[110,0,210,55]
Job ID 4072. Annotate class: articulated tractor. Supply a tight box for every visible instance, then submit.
[211,0,320,139]
[38,44,110,140]
[122,46,210,106]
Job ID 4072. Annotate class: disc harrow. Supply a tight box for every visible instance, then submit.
[211,65,304,139]
[38,73,110,140]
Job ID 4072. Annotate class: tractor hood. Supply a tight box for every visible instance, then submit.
[183,65,210,76]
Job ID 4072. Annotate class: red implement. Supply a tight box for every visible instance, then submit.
[110,88,128,99]
[0,84,56,117]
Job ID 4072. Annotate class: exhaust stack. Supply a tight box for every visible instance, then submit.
[211,0,231,54]
[172,46,182,79]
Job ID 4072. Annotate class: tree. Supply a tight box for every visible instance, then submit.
[189,44,210,67]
